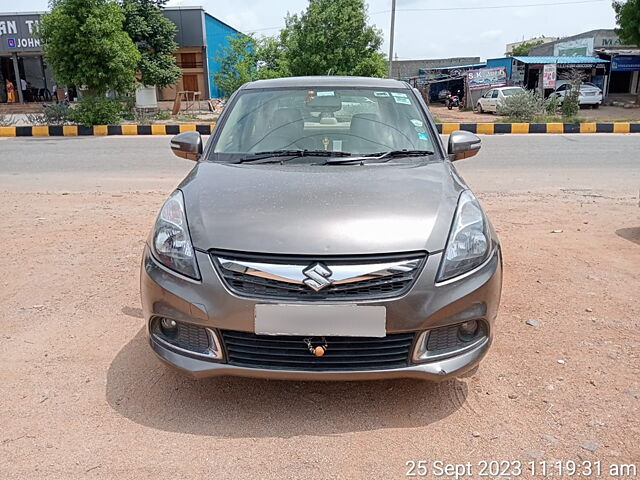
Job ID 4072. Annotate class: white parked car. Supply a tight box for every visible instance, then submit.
[476,87,526,113]
[552,81,602,108]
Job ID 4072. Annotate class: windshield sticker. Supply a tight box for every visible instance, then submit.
[410,119,423,127]
[391,92,408,98]
[316,91,335,97]
[418,132,428,140]
[393,96,411,105]
[373,91,390,97]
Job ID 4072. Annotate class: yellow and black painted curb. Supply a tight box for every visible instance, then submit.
[0,122,639,137]
[0,124,214,137]
[437,122,640,134]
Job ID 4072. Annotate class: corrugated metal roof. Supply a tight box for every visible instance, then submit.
[426,63,486,70]
[512,56,609,64]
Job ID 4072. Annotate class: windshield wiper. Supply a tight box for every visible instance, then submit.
[236,149,352,164]
[319,149,435,165]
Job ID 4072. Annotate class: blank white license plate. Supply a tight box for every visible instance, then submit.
[254,304,386,337]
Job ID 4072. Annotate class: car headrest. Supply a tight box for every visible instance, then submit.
[271,108,304,137]
[350,113,382,138]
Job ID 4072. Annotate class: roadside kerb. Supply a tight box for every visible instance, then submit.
[0,122,639,137]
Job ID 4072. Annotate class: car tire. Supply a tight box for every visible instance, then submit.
[477,103,483,113]
[593,103,600,109]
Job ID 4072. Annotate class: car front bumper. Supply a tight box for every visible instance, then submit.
[140,244,502,381]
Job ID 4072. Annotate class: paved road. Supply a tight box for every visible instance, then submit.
[0,134,638,193]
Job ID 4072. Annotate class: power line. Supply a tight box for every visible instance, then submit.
[370,0,607,14]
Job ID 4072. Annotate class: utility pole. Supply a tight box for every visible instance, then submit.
[387,0,396,78]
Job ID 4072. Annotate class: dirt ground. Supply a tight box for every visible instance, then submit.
[430,103,640,123]
[1,178,638,478]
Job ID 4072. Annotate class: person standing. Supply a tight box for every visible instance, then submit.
[20,77,28,102]
[6,79,16,103]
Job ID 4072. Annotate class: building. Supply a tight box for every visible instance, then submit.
[529,29,639,95]
[390,57,480,80]
[505,36,558,55]
[0,7,240,104]
[486,55,609,95]
[0,13,53,104]
[162,7,240,100]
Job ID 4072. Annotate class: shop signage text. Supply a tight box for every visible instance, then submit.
[0,14,42,53]
[467,67,507,90]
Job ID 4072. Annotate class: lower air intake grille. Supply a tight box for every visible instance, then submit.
[220,330,415,371]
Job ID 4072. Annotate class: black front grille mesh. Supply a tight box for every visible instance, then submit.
[151,318,210,355]
[221,330,415,371]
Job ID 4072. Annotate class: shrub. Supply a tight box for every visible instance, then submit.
[0,114,16,126]
[496,90,545,122]
[560,85,580,118]
[70,96,124,126]
[42,103,74,125]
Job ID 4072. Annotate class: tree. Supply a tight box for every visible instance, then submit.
[281,0,386,77]
[613,0,640,101]
[121,0,181,88]
[213,34,285,96]
[507,39,545,56]
[39,0,140,95]
[214,34,259,97]
[613,1,640,46]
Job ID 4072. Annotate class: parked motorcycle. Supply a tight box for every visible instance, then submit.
[445,91,463,110]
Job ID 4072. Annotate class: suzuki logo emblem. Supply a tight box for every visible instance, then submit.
[302,263,333,291]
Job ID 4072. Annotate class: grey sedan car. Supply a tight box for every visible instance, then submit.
[141,76,502,381]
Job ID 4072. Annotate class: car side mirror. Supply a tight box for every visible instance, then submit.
[447,130,481,161]
[170,131,202,161]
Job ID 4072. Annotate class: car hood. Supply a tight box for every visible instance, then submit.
[180,160,465,255]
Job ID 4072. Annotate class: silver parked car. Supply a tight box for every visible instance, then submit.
[141,76,502,381]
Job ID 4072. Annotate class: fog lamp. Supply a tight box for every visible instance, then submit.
[160,318,178,337]
[458,320,478,342]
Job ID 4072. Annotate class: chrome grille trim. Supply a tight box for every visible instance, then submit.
[211,251,426,301]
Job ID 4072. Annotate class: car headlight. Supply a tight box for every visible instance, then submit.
[437,190,491,282]
[151,190,200,279]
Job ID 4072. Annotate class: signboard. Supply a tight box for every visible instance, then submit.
[611,55,640,72]
[0,14,42,53]
[555,38,593,57]
[543,63,557,88]
[467,66,507,90]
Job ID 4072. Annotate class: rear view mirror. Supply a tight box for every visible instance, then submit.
[170,131,202,161]
[447,130,481,161]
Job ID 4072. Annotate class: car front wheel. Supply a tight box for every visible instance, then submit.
[477,103,483,113]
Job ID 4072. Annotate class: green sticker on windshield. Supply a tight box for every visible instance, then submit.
[393,96,411,105]
[374,91,390,97]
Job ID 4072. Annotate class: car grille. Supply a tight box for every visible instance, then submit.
[211,251,426,301]
[220,330,415,371]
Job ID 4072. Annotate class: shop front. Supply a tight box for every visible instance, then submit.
[0,13,54,104]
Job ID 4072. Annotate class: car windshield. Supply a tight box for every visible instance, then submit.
[501,88,524,96]
[210,87,437,160]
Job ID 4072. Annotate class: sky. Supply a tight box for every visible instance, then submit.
[1,0,619,61]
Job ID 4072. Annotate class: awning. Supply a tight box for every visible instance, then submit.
[512,56,609,68]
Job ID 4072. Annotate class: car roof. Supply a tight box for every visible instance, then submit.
[242,76,410,90]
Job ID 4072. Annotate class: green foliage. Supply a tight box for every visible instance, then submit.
[214,0,386,96]
[560,85,580,118]
[281,0,386,77]
[214,34,258,97]
[71,96,125,125]
[496,90,546,121]
[42,103,74,124]
[544,93,561,115]
[508,39,545,56]
[39,0,140,95]
[613,0,640,46]
[121,0,181,87]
